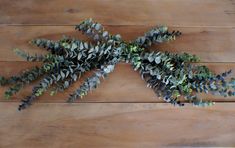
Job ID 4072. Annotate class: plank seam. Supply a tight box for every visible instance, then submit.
[1,101,235,103]
[1,24,235,29]
[1,61,235,64]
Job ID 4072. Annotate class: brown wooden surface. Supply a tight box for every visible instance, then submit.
[0,0,235,147]
[0,0,235,26]
[0,103,235,147]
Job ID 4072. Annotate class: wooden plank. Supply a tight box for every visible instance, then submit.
[0,0,235,26]
[0,62,235,103]
[0,26,235,62]
[0,102,235,147]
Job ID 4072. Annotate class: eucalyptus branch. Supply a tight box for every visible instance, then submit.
[67,62,117,102]
[76,18,122,42]
[1,18,234,110]
[134,26,181,48]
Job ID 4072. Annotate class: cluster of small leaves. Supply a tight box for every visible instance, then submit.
[75,18,122,43]
[68,63,116,102]
[1,18,235,110]
[138,51,235,106]
[1,52,61,100]
[134,26,181,48]
[9,19,123,110]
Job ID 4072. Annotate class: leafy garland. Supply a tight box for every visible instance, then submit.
[1,18,235,110]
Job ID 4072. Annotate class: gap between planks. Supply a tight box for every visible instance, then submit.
[1,24,235,29]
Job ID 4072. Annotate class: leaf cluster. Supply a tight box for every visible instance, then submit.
[1,18,235,110]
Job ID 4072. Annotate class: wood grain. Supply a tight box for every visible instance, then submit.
[0,0,235,26]
[0,103,235,147]
[0,0,235,147]
[1,62,235,102]
[0,26,235,62]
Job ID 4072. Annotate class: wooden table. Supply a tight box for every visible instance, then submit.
[0,0,235,147]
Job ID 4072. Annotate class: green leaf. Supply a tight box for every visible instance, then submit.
[35,93,40,97]
[41,82,47,88]
[84,42,89,49]
[57,75,61,81]
[148,56,154,62]
[155,56,161,64]
[79,42,84,50]
[65,71,70,77]
[86,28,91,34]
[115,34,121,40]
[43,78,50,84]
[52,74,56,81]
[87,54,92,59]
[49,78,53,85]
[157,74,161,80]
[94,34,99,40]
[77,53,82,60]
[95,46,99,52]
[95,23,102,30]
[159,26,168,33]
[210,82,217,90]
[173,90,180,98]
[71,43,77,51]
[102,31,108,37]
[50,91,56,96]
[64,81,69,88]
[61,71,65,79]
[4,93,11,100]
[72,74,77,81]
[177,74,186,85]
[89,47,94,53]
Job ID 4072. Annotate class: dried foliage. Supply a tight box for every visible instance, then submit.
[1,18,235,110]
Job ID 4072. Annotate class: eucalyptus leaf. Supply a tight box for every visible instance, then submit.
[95,23,102,30]
[148,56,154,62]
[84,42,89,49]
[60,71,65,79]
[77,53,82,60]
[71,43,78,51]
[155,56,161,64]
[57,75,61,81]
[64,81,69,88]
[79,42,84,50]
[102,31,108,37]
